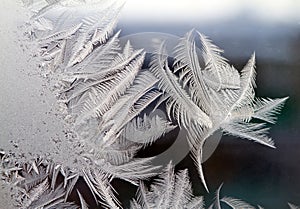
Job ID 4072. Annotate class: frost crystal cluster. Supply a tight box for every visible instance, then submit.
[0,0,291,208]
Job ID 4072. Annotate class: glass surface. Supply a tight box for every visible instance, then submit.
[117,2,300,207]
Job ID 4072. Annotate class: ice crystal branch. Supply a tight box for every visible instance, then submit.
[151,30,288,191]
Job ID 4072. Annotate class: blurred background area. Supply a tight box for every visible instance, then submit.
[117,1,300,208]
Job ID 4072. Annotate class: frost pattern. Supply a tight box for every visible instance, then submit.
[131,162,204,209]
[0,0,291,208]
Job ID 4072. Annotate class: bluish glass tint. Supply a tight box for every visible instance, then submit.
[117,2,300,208]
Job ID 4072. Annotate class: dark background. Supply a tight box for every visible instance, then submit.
[114,5,300,209]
